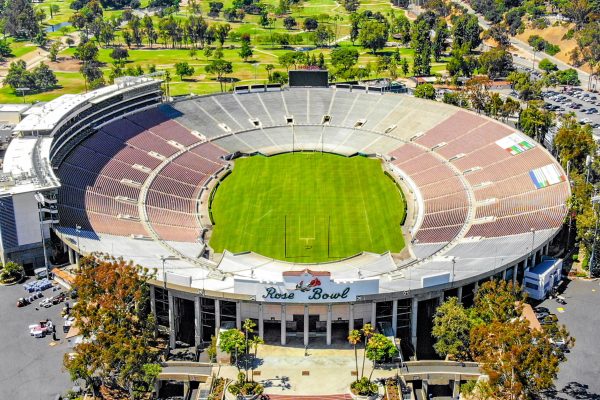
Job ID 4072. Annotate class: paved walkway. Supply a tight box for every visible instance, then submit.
[217,343,481,396]
[218,343,386,395]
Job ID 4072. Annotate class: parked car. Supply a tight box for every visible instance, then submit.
[535,311,550,319]
[540,314,558,325]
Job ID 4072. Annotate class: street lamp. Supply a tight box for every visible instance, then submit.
[34,193,50,278]
[159,255,168,289]
[451,257,456,287]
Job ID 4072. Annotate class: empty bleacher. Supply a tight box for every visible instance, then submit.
[56,88,569,255]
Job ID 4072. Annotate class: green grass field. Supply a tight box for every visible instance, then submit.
[209,152,406,263]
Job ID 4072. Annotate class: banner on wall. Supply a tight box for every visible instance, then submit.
[496,133,535,155]
[234,269,379,303]
[529,164,566,189]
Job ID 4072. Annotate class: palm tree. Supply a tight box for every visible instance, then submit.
[360,323,375,379]
[348,329,361,381]
[249,335,264,382]
[243,319,256,382]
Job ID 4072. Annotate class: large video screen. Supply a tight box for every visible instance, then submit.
[289,70,329,87]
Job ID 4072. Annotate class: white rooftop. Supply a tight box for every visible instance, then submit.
[0,103,32,113]
[14,77,159,132]
[1,136,58,195]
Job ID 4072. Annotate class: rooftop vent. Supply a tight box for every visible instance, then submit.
[354,119,366,129]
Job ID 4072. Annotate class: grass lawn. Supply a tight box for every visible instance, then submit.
[209,152,406,263]
[0,72,85,103]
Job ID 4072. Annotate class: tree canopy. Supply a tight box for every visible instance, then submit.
[63,256,161,398]
[432,280,573,399]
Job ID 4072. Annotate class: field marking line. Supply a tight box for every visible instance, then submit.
[257,209,273,222]
[353,161,373,243]
[298,215,316,244]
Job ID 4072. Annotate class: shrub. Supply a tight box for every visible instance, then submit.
[0,261,24,283]
[228,372,264,396]
[350,377,378,396]
[545,43,560,56]
[207,335,217,362]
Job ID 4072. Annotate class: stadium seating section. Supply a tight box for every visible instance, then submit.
[56,89,568,260]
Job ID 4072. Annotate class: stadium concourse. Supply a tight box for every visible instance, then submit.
[0,77,569,361]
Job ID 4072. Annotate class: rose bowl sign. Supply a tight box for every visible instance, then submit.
[233,269,379,303]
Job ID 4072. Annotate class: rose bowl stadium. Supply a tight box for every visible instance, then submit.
[0,76,569,359]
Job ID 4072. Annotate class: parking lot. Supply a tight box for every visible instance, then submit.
[537,279,600,398]
[542,89,600,138]
[0,278,74,400]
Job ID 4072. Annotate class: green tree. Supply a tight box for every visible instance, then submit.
[303,17,318,31]
[31,62,58,91]
[175,61,195,80]
[472,280,524,325]
[248,335,264,382]
[359,20,389,54]
[432,297,471,360]
[343,0,360,12]
[471,319,564,398]
[283,16,297,30]
[348,329,361,381]
[519,103,554,142]
[360,323,374,378]
[432,18,449,62]
[554,114,596,174]
[3,0,40,39]
[508,71,542,101]
[63,256,161,397]
[239,40,253,61]
[478,48,513,79]
[331,47,359,72]
[242,319,255,381]
[538,58,558,73]
[265,63,274,80]
[219,328,246,368]
[3,60,32,91]
[452,14,482,51]
[365,333,398,380]
[49,41,61,63]
[110,47,129,64]
[205,59,233,92]
[313,25,334,47]
[414,83,436,99]
[411,18,432,75]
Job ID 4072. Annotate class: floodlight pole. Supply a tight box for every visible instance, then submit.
[160,255,167,289]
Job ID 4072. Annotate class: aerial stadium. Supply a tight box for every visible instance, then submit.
[0,75,569,359]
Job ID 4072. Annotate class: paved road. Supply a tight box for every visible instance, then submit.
[450,0,592,89]
[537,279,600,398]
[0,278,73,400]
